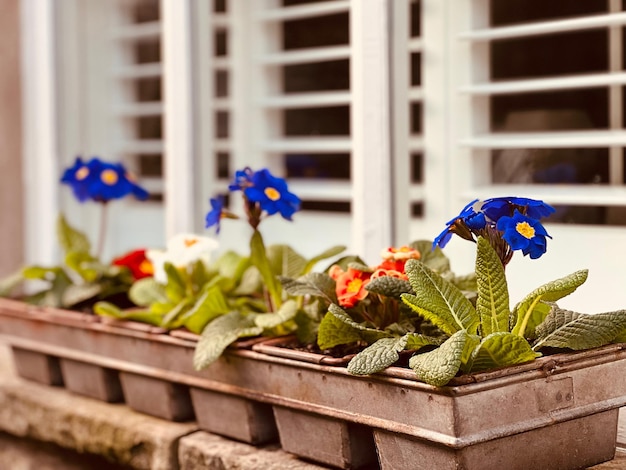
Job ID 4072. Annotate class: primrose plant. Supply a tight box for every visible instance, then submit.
[348,196,626,387]
[0,156,151,309]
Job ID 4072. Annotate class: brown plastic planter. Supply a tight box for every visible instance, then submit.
[11,346,63,386]
[3,298,626,470]
[59,358,124,403]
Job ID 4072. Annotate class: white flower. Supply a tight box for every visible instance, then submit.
[147,233,219,284]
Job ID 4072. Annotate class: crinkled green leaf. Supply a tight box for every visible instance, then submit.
[181,286,231,334]
[469,332,538,372]
[93,301,163,326]
[405,333,444,351]
[459,334,482,373]
[327,303,391,343]
[57,214,91,255]
[317,311,364,350]
[411,240,451,274]
[160,298,193,329]
[62,283,102,308]
[232,266,262,296]
[409,330,468,387]
[164,262,186,302]
[214,250,250,282]
[512,270,588,339]
[348,335,409,375]
[279,272,337,302]
[130,277,169,306]
[475,237,510,335]
[402,260,479,336]
[193,311,263,370]
[452,273,477,293]
[301,245,346,275]
[65,251,100,282]
[267,244,307,279]
[255,299,298,329]
[0,270,23,297]
[294,308,320,345]
[22,265,57,280]
[533,306,626,351]
[366,276,413,299]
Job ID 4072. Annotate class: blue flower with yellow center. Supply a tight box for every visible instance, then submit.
[61,157,149,203]
[433,199,486,249]
[482,196,555,222]
[205,196,226,233]
[244,168,301,220]
[228,167,254,191]
[496,210,552,259]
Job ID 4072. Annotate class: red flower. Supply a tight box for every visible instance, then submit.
[112,249,153,280]
[334,267,371,308]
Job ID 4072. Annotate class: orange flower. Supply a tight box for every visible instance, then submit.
[378,246,421,274]
[335,268,371,308]
[112,249,153,280]
[371,268,407,281]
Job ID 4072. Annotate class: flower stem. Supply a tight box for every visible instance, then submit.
[97,202,109,260]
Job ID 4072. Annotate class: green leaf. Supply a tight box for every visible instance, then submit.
[294,308,320,345]
[402,260,479,336]
[250,230,281,309]
[347,335,409,375]
[57,214,91,255]
[255,299,298,329]
[317,311,364,350]
[469,332,539,372]
[0,270,24,297]
[279,272,337,302]
[214,250,250,281]
[193,311,263,370]
[181,286,231,334]
[409,330,468,387]
[93,301,163,326]
[301,245,346,275]
[160,298,193,329]
[405,333,444,351]
[475,237,510,335]
[61,283,103,308]
[267,244,307,279]
[512,270,589,339]
[365,276,413,299]
[533,306,626,351]
[65,251,100,282]
[327,303,391,343]
[163,262,186,302]
[232,266,262,296]
[129,277,169,306]
[22,265,57,280]
[411,240,451,274]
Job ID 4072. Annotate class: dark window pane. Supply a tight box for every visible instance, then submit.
[135,78,161,102]
[214,0,227,13]
[411,201,424,218]
[132,1,160,23]
[284,106,349,136]
[300,200,350,212]
[137,117,162,139]
[410,53,421,87]
[138,154,162,177]
[215,70,228,97]
[283,0,338,5]
[410,0,421,37]
[284,60,349,93]
[411,102,422,134]
[411,153,423,183]
[134,41,160,64]
[491,89,608,131]
[216,152,230,179]
[491,0,606,27]
[550,205,626,225]
[283,13,349,50]
[491,30,607,81]
[215,111,229,138]
[286,153,350,179]
[215,31,227,56]
[491,148,608,185]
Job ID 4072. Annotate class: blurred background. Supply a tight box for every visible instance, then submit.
[2,0,626,311]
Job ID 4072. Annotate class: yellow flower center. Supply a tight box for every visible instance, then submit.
[139,259,154,274]
[76,167,89,180]
[101,169,119,185]
[264,187,281,201]
[516,221,535,239]
[347,278,363,293]
[184,238,199,247]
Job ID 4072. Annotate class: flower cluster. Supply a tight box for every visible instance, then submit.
[61,156,149,203]
[433,196,555,266]
[147,234,219,283]
[112,249,154,281]
[205,167,301,233]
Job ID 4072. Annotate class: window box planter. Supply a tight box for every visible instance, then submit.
[2,297,626,469]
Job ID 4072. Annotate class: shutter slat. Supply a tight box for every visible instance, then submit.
[462,72,626,95]
[214,57,232,70]
[262,137,352,153]
[460,12,626,42]
[463,186,626,207]
[215,140,232,152]
[260,45,351,65]
[118,139,164,153]
[289,180,351,201]
[261,91,351,109]
[212,13,230,29]
[113,21,161,41]
[409,136,424,151]
[462,131,626,148]
[115,63,162,79]
[408,37,422,53]
[409,87,422,102]
[258,0,350,22]
[114,102,163,117]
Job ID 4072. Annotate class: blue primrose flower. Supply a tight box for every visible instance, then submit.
[61,157,149,203]
[481,196,555,222]
[228,167,254,192]
[496,210,552,259]
[244,168,301,220]
[205,195,226,233]
[433,199,486,250]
